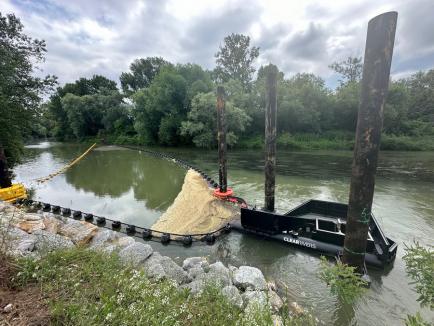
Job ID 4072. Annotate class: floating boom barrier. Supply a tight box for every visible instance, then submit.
[13,198,232,246]
[34,143,97,184]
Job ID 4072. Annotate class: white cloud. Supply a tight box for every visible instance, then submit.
[1,0,433,88]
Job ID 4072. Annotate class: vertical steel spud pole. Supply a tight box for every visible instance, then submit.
[264,64,278,212]
[343,12,398,271]
[217,86,227,193]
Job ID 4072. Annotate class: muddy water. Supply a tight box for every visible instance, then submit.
[14,142,434,325]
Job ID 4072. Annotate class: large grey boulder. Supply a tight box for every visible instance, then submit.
[58,219,98,245]
[268,290,284,312]
[88,229,118,248]
[187,266,206,280]
[143,252,190,285]
[242,290,268,309]
[233,266,267,291]
[198,261,231,287]
[5,226,36,256]
[119,242,153,267]
[33,229,74,252]
[222,285,243,308]
[181,279,206,295]
[182,257,209,271]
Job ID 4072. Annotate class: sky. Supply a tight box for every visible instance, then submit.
[1,0,433,89]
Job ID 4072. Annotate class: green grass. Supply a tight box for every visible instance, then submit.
[12,247,316,326]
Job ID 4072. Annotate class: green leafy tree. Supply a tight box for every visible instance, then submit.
[133,64,212,146]
[214,34,259,90]
[180,92,251,148]
[120,57,171,95]
[61,90,124,139]
[48,75,119,140]
[405,70,434,123]
[279,73,332,133]
[329,56,363,85]
[0,12,57,187]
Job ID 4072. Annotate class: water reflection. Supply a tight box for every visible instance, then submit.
[14,144,186,226]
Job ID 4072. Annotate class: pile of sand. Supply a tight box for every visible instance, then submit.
[151,170,239,235]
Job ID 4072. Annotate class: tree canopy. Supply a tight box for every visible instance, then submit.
[214,33,259,89]
[0,13,56,186]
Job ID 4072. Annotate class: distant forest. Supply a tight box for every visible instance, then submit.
[2,12,434,171]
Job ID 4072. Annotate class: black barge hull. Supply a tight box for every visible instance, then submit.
[231,199,397,268]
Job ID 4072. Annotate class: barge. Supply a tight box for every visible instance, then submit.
[231,199,397,268]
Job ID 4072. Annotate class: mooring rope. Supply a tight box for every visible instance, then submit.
[34,143,97,184]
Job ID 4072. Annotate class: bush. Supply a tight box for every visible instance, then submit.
[403,242,434,309]
[318,256,368,304]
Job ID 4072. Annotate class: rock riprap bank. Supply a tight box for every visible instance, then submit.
[0,201,304,318]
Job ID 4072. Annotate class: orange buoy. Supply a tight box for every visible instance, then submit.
[213,187,233,199]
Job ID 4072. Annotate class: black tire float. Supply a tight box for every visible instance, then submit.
[96,216,106,225]
[182,235,193,246]
[72,211,82,219]
[52,205,61,213]
[205,234,216,245]
[61,207,71,216]
[112,221,121,229]
[126,225,136,235]
[142,229,152,239]
[84,213,94,222]
[42,203,51,211]
[161,233,170,244]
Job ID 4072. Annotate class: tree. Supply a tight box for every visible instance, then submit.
[48,75,119,140]
[180,92,251,148]
[279,73,332,133]
[60,90,124,139]
[120,57,171,95]
[329,56,363,85]
[0,12,56,187]
[214,34,259,90]
[132,64,213,146]
[405,69,434,122]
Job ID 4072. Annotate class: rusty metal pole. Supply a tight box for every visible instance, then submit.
[217,86,227,193]
[264,64,278,212]
[342,12,398,271]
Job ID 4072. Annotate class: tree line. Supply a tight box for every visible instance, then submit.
[1,12,434,185]
[41,37,433,150]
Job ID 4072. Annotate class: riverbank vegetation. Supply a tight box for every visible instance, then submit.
[0,246,315,325]
[1,12,434,175]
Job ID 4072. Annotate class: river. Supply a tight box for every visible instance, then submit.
[13,142,434,325]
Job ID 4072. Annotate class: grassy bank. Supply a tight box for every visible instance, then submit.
[1,247,315,325]
[237,132,434,151]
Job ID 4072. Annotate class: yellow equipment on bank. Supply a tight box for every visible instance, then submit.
[0,183,27,203]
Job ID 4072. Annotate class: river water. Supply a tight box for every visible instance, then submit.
[13,142,434,325]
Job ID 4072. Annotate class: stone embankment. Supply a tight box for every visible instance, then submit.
[0,201,304,319]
